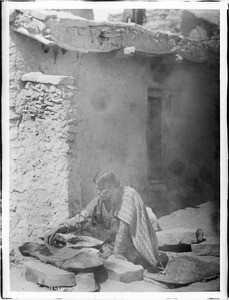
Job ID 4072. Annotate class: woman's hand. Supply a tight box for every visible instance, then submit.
[44,227,59,245]
[44,225,68,245]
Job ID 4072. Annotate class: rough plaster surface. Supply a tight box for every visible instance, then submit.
[76,53,151,204]
[9,31,81,261]
[10,9,219,62]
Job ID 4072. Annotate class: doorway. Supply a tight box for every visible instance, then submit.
[146,89,163,183]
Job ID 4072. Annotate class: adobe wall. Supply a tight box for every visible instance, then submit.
[76,53,151,205]
[9,31,152,260]
[9,31,82,260]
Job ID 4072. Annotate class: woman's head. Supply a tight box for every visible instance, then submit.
[93,170,120,201]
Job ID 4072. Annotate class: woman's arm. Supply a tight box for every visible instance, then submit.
[44,197,99,244]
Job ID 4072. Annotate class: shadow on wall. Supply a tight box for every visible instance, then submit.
[144,57,220,220]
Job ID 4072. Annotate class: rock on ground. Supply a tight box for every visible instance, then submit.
[156,228,203,247]
[72,273,98,292]
[191,236,219,256]
[103,255,144,283]
[23,258,76,287]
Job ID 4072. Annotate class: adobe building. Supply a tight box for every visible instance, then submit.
[9,9,220,260]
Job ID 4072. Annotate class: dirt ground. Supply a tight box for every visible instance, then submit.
[8,200,220,293]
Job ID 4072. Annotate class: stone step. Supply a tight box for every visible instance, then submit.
[191,236,219,256]
[23,258,76,287]
[156,228,204,247]
[103,255,144,283]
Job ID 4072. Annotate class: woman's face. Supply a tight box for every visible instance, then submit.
[96,184,111,201]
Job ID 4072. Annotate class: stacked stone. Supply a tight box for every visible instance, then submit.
[16,82,75,122]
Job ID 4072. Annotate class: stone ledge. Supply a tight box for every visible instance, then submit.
[103,255,144,283]
[21,72,75,85]
[23,258,76,287]
[191,236,219,256]
[156,228,204,247]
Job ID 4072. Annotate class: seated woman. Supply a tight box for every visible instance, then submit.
[45,170,164,272]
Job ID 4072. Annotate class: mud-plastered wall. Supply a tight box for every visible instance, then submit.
[75,54,151,205]
[9,30,153,259]
[9,32,81,261]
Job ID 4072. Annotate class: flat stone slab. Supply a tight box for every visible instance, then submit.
[156,228,204,247]
[164,252,220,265]
[23,259,76,287]
[19,242,103,272]
[72,273,98,292]
[21,72,75,85]
[103,255,144,283]
[66,235,103,249]
[191,236,219,256]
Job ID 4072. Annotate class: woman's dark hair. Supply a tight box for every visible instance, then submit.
[93,169,120,188]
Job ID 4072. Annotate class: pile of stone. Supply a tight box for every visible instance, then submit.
[22,223,219,291]
[21,209,219,290]
[11,72,76,123]
[23,254,144,291]
[23,259,99,292]
[22,209,219,290]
